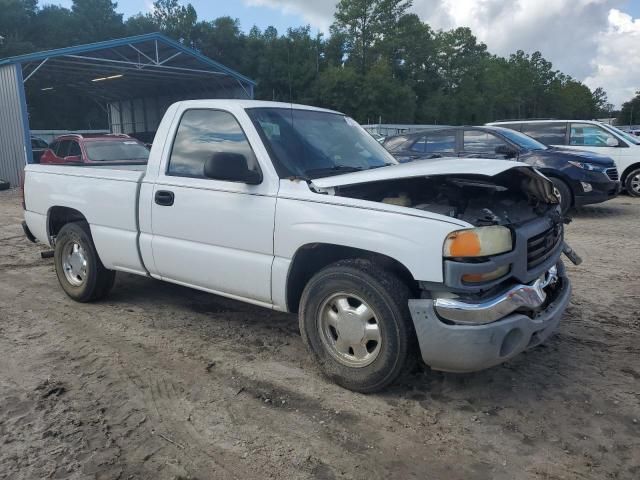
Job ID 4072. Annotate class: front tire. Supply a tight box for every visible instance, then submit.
[550,177,572,214]
[624,167,640,197]
[299,259,415,393]
[54,222,115,302]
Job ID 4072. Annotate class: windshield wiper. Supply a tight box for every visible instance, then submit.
[304,165,364,178]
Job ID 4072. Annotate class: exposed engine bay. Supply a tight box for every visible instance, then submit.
[329,167,559,226]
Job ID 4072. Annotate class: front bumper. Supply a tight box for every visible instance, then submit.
[574,180,620,207]
[408,268,571,373]
[571,169,620,207]
[434,265,559,324]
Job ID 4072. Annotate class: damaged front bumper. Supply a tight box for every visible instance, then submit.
[408,263,571,373]
[434,265,559,325]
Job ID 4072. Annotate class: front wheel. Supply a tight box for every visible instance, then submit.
[624,168,640,197]
[299,259,415,393]
[54,222,116,302]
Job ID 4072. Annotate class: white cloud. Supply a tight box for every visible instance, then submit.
[244,0,639,106]
[244,0,335,32]
[584,9,640,106]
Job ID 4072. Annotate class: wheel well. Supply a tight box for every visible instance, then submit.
[543,174,574,205]
[621,163,640,184]
[285,244,417,313]
[48,207,88,241]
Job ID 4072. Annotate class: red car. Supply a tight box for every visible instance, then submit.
[40,134,150,165]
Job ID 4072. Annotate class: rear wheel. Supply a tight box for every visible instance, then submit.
[550,177,572,214]
[299,259,415,393]
[624,167,640,197]
[54,222,115,302]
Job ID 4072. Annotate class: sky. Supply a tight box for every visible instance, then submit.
[56,0,640,107]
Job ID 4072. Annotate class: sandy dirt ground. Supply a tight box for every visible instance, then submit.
[0,188,639,480]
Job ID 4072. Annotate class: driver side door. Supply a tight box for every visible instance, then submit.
[149,108,277,305]
[562,122,624,167]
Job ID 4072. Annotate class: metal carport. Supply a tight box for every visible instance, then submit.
[0,33,256,186]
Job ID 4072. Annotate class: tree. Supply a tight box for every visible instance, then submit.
[150,0,197,44]
[333,0,412,73]
[0,0,37,57]
[196,17,245,70]
[618,91,640,126]
[70,0,125,43]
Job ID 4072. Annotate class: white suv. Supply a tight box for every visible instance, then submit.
[488,120,640,197]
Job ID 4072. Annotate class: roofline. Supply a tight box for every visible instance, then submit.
[489,119,600,124]
[0,32,256,87]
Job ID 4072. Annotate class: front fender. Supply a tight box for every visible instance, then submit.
[274,197,459,283]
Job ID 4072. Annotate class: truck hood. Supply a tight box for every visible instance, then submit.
[310,157,530,189]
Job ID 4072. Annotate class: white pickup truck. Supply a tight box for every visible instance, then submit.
[23,100,574,392]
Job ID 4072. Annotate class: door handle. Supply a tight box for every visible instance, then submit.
[155,190,175,206]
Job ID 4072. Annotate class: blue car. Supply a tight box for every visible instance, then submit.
[383,126,620,213]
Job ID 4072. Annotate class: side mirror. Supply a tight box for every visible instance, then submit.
[204,152,261,184]
[606,137,619,147]
[495,144,517,158]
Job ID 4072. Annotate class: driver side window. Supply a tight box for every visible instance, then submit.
[167,109,258,179]
[570,123,617,147]
[463,130,507,154]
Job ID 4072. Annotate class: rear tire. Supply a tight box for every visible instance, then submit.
[624,167,640,197]
[299,259,415,393]
[550,177,572,214]
[54,222,116,302]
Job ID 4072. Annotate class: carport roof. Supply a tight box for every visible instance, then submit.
[0,33,255,102]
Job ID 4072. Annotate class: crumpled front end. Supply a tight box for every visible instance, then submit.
[409,262,571,373]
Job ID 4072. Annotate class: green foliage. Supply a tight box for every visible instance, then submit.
[617,91,640,126]
[0,0,610,126]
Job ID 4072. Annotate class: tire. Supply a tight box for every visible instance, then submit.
[299,258,415,393]
[624,167,640,197]
[54,222,116,302]
[550,177,572,214]
[0,179,10,191]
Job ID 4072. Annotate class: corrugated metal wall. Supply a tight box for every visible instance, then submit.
[0,64,29,186]
[108,86,250,135]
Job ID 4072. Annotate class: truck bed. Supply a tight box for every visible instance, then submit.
[24,164,147,275]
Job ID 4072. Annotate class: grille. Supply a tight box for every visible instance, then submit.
[606,167,619,181]
[527,224,562,270]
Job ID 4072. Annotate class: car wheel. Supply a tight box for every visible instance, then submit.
[624,168,640,197]
[299,258,415,393]
[54,222,116,302]
[550,177,572,214]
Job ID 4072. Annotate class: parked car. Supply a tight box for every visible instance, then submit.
[30,136,49,163]
[383,126,620,213]
[22,100,576,393]
[368,131,386,144]
[40,134,149,165]
[487,120,640,197]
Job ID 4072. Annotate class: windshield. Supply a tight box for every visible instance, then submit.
[246,108,397,178]
[602,124,640,145]
[85,140,150,162]
[494,127,548,150]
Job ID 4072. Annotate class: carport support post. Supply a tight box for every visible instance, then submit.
[16,65,33,165]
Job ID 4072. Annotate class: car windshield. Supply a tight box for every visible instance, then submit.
[246,107,397,178]
[602,124,640,145]
[494,127,548,150]
[85,140,150,162]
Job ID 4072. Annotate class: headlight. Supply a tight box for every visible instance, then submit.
[443,226,513,258]
[567,160,605,172]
